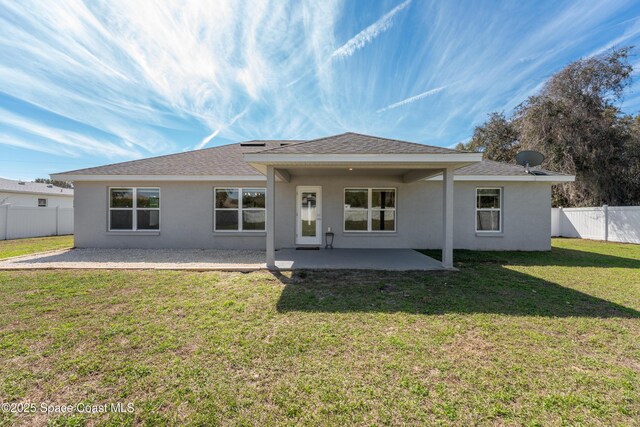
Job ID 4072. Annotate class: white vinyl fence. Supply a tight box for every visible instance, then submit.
[552,205,640,244]
[0,204,73,240]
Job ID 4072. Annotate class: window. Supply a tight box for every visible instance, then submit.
[476,188,501,232]
[344,188,396,232]
[38,198,47,207]
[214,188,265,232]
[109,188,160,231]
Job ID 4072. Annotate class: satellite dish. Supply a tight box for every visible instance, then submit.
[515,150,545,174]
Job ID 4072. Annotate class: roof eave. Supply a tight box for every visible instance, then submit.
[427,174,576,183]
[49,172,575,183]
[49,174,264,182]
[243,152,483,164]
[0,188,74,196]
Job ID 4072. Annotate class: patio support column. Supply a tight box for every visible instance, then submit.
[441,167,454,269]
[266,165,276,268]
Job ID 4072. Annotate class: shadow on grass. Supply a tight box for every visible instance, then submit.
[419,247,640,269]
[273,266,639,318]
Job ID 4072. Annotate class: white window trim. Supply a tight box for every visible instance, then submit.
[37,198,47,207]
[343,187,397,233]
[214,187,266,232]
[475,187,502,233]
[108,187,161,232]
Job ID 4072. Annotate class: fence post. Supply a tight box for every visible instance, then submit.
[558,206,563,237]
[4,204,10,240]
[603,204,609,242]
[0,204,7,240]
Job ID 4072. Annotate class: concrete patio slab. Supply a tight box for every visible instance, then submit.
[275,248,444,271]
[0,248,445,271]
[0,248,266,271]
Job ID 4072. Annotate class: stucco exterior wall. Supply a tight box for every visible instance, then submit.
[73,177,551,251]
[74,181,266,249]
[0,192,73,208]
[451,181,551,250]
[276,176,551,251]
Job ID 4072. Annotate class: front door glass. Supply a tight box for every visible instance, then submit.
[301,191,317,237]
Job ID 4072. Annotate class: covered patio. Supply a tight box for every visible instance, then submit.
[244,134,482,270]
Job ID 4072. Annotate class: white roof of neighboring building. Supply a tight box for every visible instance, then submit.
[0,178,74,196]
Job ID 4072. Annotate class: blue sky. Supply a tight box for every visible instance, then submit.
[2,0,640,180]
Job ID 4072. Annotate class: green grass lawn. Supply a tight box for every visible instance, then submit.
[0,239,639,426]
[0,235,74,260]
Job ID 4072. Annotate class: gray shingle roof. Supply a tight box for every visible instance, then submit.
[53,133,567,178]
[55,141,303,176]
[456,160,570,176]
[0,178,73,195]
[256,132,458,154]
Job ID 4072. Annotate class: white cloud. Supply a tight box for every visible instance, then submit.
[0,0,342,157]
[0,108,138,158]
[1,0,639,166]
[195,129,222,151]
[588,17,640,58]
[331,0,411,59]
[194,108,248,150]
[377,86,447,113]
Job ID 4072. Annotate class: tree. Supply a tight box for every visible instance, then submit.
[34,178,73,189]
[456,112,520,162]
[516,47,634,206]
[624,115,640,205]
[466,47,640,207]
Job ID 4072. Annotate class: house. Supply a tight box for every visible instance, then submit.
[0,178,74,240]
[51,133,574,268]
[0,178,73,208]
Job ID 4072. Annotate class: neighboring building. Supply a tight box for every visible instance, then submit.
[52,132,574,268]
[0,178,73,208]
[0,178,74,240]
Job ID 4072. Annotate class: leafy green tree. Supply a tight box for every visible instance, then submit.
[624,115,640,205]
[466,47,639,207]
[456,112,520,162]
[516,47,634,206]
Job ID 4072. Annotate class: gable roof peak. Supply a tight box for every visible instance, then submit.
[254,132,458,155]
